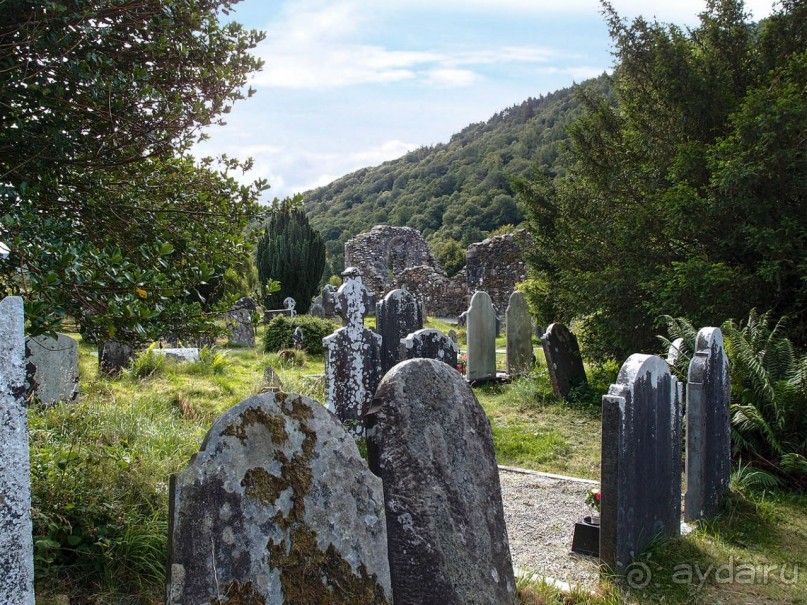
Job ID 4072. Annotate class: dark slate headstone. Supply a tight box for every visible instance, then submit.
[224,306,255,347]
[166,391,392,604]
[685,327,731,522]
[322,284,338,317]
[376,288,424,373]
[466,290,497,382]
[367,359,516,605]
[25,333,79,406]
[309,302,325,318]
[99,340,135,375]
[399,328,458,369]
[0,296,35,604]
[323,268,382,437]
[600,354,682,574]
[505,291,533,376]
[541,323,587,398]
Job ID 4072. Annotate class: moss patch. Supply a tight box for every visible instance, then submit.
[242,467,287,506]
[210,580,265,604]
[223,405,288,445]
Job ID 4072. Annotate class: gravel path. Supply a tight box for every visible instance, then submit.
[499,467,601,589]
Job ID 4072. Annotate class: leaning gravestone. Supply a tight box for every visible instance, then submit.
[0,296,35,604]
[600,354,682,574]
[376,288,423,373]
[541,323,587,398]
[466,290,497,382]
[323,268,382,437]
[99,340,135,375]
[399,328,458,369]
[166,391,392,604]
[367,358,516,605]
[505,291,533,376]
[685,327,731,522]
[25,333,79,406]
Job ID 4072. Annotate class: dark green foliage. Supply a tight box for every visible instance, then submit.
[257,197,326,314]
[519,0,807,359]
[263,315,336,355]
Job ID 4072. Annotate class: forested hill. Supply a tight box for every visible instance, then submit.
[303,75,608,276]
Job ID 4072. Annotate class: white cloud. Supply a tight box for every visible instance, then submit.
[423,68,479,88]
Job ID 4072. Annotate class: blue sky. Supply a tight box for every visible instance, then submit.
[195,0,775,201]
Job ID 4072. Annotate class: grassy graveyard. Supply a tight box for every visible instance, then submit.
[30,322,807,604]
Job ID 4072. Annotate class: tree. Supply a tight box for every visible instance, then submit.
[518,0,807,360]
[0,0,267,342]
[256,196,326,314]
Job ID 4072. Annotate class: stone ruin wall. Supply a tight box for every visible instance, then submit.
[345,225,532,318]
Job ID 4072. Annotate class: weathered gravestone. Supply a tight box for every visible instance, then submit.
[323,268,382,437]
[505,291,533,376]
[166,391,392,604]
[154,348,200,363]
[666,337,685,366]
[292,326,304,350]
[322,284,338,317]
[448,329,458,343]
[600,354,682,574]
[399,328,458,369]
[25,333,79,406]
[457,310,468,328]
[262,366,283,392]
[367,358,516,605]
[376,288,423,373]
[466,290,497,382]
[685,327,731,522]
[541,323,587,398]
[99,340,135,375]
[309,302,325,318]
[283,296,297,318]
[224,302,255,347]
[0,296,35,604]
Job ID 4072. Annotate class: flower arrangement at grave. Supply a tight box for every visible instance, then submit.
[585,488,601,513]
[456,354,468,374]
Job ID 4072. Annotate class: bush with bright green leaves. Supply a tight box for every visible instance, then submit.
[263,315,337,355]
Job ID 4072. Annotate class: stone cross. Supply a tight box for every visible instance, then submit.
[541,323,587,398]
[376,288,423,373]
[0,296,35,604]
[283,296,297,318]
[685,327,731,522]
[600,354,682,574]
[166,391,392,604]
[505,291,533,376]
[366,359,516,604]
[323,268,382,436]
[399,328,458,369]
[466,290,497,381]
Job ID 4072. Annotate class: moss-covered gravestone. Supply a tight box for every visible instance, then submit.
[166,391,392,604]
[399,328,458,369]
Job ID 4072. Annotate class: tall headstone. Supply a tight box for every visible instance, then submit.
[466,290,497,381]
[0,296,35,604]
[367,359,516,605]
[505,291,533,376]
[166,391,392,604]
[25,333,80,406]
[685,327,731,522]
[99,340,135,375]
[399,328,458,369]
[323,268,382,437]
[541,323,587,398]
[376,288,423,373]
[600,354,682,574]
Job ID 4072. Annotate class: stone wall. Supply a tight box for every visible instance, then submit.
[344,225,438,300]
[394,266,468,318]
[466,229,532,314]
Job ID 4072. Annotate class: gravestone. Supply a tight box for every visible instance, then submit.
[505,291,533,376]
[309,302,325,318]
[322,284,338,317]
[466,290,497,382]
[224,305,255,347]
[0,296,35,604]
[666,337,685,366]
[541,323,587,398]
[235,296,256,311]
[283,296,297,318]
[535,325,545,339]
[262,366,283,392]
[292,326,304,350]
[25,333,79,406]
[99,340,135,375]
[457,311,468,327]
[448,329,458,343]
[367,359,516,605]
[399,328,458,369]
[376,288,423,373]
[166,391,392,604]
[685,327,731,522]
[154,348,200,363]
[600,354,682,574]
[323,268,382,437]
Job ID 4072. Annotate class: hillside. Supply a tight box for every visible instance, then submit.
[303,75,609,277]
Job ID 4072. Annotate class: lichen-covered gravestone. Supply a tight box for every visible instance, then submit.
[466,290,497,382]
[685,327,731,522]
[25,333,79,406]
[0,296,35,604]
[323,268,382,437]
[224,304,255,347]
[367,359,516,605]
[505,291,533,376]
[376,288,423,373]
[99,340,135,375]
[166,391,392,604]
[399,328,458,369]
[541,323,587,398]
[154,348,200,363]
[600,354,682,574]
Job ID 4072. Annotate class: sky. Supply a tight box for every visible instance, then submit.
[195,0,777,202]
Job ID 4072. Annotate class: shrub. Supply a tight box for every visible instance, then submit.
[263,314,337,355]
[127,346,167,380]
[189,346,229,375]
